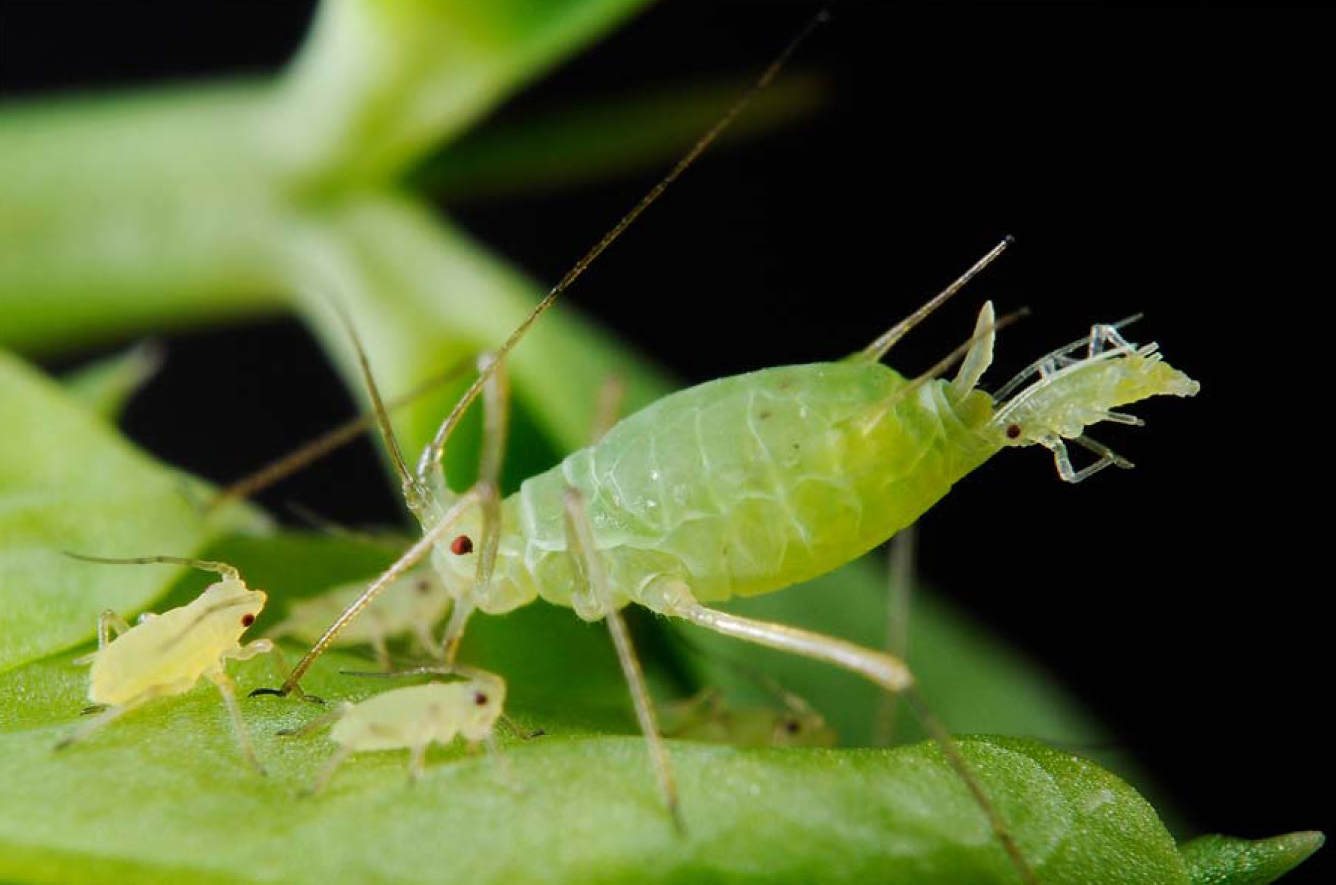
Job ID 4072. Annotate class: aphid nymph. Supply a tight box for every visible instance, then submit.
[59,554,274,773]
[265,567,451,670]
[279,669,507,794]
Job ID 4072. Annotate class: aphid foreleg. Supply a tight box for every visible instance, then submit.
[660,587,1039,885]
[208,669,266,775]
[258,486,489,696]
[561,487,684,836]
[484,732,519,791]
[435,352,510,661]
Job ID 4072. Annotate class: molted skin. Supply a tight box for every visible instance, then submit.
[437,362,998,616]
[89,579,266,707]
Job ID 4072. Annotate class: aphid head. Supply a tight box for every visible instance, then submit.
[986,320,1199,481]
[770,710,838,748]
[458,674,507,740]
[405,571,453,621]
[197,579,267,633]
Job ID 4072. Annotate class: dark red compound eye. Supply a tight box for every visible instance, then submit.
[451,535,474,555]
[240,613,255,627]
[1005,423,1022,440]
[473,691,489,706]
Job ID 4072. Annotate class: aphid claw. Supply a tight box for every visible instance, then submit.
[248,687,289,698]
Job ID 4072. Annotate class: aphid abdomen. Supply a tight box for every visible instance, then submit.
[491,362,1000,613]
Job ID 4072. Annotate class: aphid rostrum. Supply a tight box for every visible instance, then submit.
[252,15,1199,882]
[58,554,275,773]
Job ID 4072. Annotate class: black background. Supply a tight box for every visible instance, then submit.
[4,2,1331,882]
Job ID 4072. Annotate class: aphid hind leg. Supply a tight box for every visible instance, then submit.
[661,586,1039,885]
[55,686,171,751]
[209,669,266,775]
[875,524,916,746]
[277,702,351,738]
[408,742,429,784]
[561,487,685,836]
[308,744,356,796]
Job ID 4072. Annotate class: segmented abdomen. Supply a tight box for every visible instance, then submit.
[475,361,996,616]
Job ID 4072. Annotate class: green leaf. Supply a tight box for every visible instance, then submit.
[0,350,265,674]
[1180,833,1326,885]
[60,341,164,420]
[0,527,1197,885]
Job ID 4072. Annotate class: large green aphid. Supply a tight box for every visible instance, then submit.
[253,19,1200,881]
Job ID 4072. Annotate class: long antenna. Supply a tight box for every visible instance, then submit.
[414,9,833,485]
[207,356,472,510]
[857,235,1014,364]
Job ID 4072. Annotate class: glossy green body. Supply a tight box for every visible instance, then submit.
[438,361,998,616]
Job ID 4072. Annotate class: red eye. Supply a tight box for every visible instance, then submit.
[1005,423,1022,439]
[451,535,474,555]
[473,691,489,706]
[240,613,255,627]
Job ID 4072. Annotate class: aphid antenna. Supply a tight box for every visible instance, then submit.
[411,8,834,488]
[62,551,240,582]
[207,351,474,511]
[855,235,1015,364]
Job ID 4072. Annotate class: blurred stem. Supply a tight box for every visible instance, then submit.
[0,0,655,354]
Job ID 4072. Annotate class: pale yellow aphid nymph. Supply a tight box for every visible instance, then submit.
[266,567,451,669]
[281,669,506,794]
[59,554,275,773]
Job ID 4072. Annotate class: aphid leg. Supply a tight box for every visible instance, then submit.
[1042,434,1131,483]
[308,745,356,796]
[498,713,544,741]
[277,702,351,737]
[97,610,131,649]
[589,374,627,444]
[440,352,510,661]
[561,487,685,835]
[412,617,445,661]
[408,742,429,784]
[484,732,520,791]
[661,587,1038,885]
[208,669,266,775]
[254,486,488,697]
[55,687,169,751]
[369,632,392,671]
[875,524,916,746]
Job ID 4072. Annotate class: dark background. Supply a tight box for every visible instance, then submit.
[4,2,1330,881]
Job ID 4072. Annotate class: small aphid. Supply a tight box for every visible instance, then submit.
[58,554,274,773]
[660,688,836,748]
[265,567,451,670]
[280,669,507,794]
